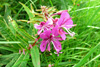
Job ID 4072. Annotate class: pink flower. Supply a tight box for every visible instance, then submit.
[56,12,75,40]
[34,18,53,34]
[40,28,62,53]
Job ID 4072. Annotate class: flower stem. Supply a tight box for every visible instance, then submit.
[28,36,40,50]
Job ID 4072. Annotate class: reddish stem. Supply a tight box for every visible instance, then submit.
[28,36,40,50]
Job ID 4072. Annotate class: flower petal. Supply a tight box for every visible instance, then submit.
[60,33,66,40]
[34,24,41,29]
[38,29,43,35]
[58,12,70,26]
[52,26,59,36]
[52,40,62,52]
[40,40,48,52]
[47,42,50,51]
[46,18,53,25]
[40,30,51,39]
[54,37,62,41]
[64,19,73,29]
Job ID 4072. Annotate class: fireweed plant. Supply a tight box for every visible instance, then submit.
[34,7,76,56]
[20,6,76,56]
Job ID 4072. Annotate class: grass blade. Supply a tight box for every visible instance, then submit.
[74,42,100,67]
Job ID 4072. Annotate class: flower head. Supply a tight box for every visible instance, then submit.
[40,28,62,53]
[56,12,75,40]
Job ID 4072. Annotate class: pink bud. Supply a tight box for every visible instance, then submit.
[51,10,68,16]
[29,54,31,56]
[57,10,68,15]
[23,49,25,55]
[29,44,32,48]
[48,64,54,67]
[19,49,21,54]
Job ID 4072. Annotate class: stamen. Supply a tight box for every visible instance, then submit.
[54,51,62,56]
[64,27,75,37]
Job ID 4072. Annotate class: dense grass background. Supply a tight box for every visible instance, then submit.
[0,0,100,67]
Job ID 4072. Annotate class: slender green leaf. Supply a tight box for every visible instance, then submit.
[12,53,24,67]
[20,2,34,19]
[6,54,20,67]
[19,52,30,67]
[0,46,17,52]
[31,45,40,67]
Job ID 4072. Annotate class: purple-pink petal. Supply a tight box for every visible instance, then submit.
[54,37,62,41]
[52,40,62,52]
[64,19,73,29]
[60,33,66,40]
[45,18,53,25]
[47,42,51,51]
[40,40,48,52]
[40,30,51,39]
[34,24,41,29]
[58,12,70,26]
[52,26,59,36]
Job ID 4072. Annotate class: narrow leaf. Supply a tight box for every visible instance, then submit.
[20,2,34,19]
[31,45,40,67]
[74,42,100,67]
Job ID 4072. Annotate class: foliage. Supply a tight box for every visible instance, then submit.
[0,0,100,67]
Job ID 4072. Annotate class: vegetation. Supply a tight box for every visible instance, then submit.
[0,0,100,67]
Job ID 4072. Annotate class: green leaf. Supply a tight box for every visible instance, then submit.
[0,53,19,67]
[74,42,100,67]
[19,52,30,67]
[20,2,34,20]
[5,52,29,67]
[31,45,40,67]
[11,20,35,40]
[0,46,17,52]
[8,22,16,35]
[5,54,20,67]
[4,5,11,23]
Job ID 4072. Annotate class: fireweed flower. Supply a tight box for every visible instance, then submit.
[40,28,62,54]
[34,9,76,56]
[56,12,75,40]
[34,18,53,34]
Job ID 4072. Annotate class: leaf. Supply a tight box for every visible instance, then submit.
[5,52,29,67]
[5,54,20,67]
[19,52,30,67]
[0,53,19,67]
[31,45,40,67]
[11,20,35,40]
[20,2,34,20]
[8,22,16,35]
[4,5,11,23]
[74,42,100,67]
[0,46,17,52]
[84,54,100,65]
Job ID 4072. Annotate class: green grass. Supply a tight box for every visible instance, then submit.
[0,0,100,67]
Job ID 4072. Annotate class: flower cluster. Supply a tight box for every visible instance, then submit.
[34,10,75,56]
